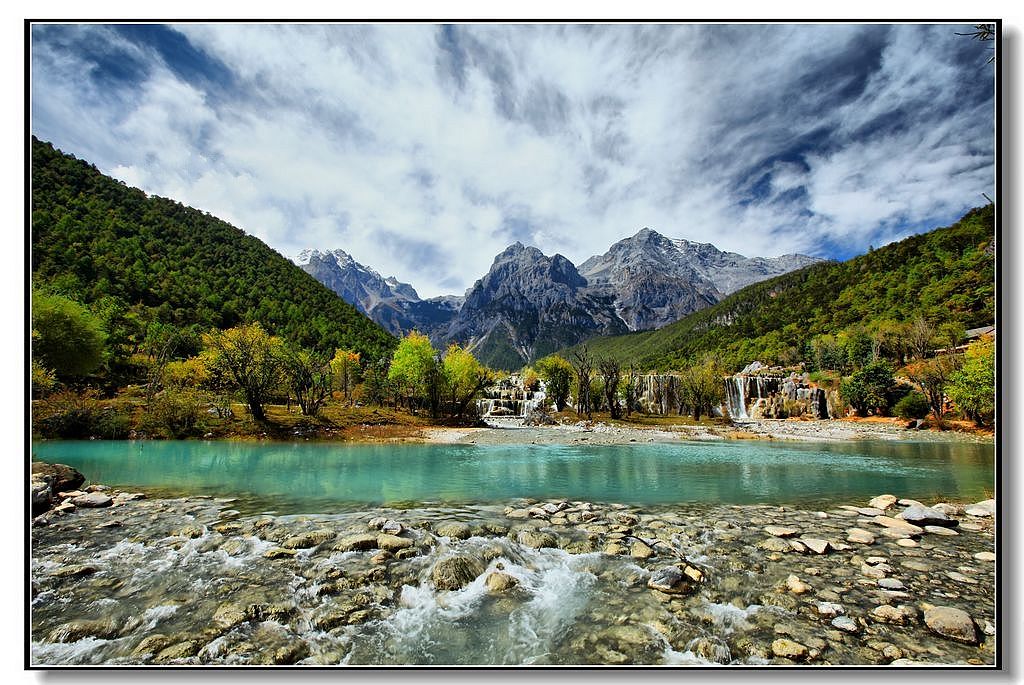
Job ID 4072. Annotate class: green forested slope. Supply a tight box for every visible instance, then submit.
[565,204,995,372]
[31,137,395,362]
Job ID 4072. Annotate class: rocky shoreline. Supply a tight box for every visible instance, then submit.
[30,463,997,666]
[420,418,992,446]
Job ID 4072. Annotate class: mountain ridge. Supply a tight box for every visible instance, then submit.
[300,229,822,369]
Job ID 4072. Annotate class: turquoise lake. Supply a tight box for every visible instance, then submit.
[31,438,995,514]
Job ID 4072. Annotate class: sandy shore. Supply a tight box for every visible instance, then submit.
[419,418,992,446]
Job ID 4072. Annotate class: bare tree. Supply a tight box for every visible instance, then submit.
[597,358,622,419]
[571,347,594,419]
[909,317,935,361]
[955,23,995,63]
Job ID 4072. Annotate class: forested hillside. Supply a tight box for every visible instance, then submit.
[566,204,995,372]
[31,137,395,362]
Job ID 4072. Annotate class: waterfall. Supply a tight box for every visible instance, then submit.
[724,368,830,421]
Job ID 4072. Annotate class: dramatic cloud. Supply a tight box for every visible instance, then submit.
[31,23,995,297]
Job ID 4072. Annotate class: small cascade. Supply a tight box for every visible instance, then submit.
[477,375,547,420]
[723,365,830,421]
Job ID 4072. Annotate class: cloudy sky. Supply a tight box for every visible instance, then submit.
[31,23,995,298]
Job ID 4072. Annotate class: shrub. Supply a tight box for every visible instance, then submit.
[894,391,931,420]
[31,359,58,398]
[144,389,205,438]
[34,389,100,438]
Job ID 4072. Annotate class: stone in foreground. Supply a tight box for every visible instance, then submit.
[71,492,112,508]
[868,494,897,510]
[924,606,979,644]
[771,638,808,661]
[431,555,484,591]
[897,505,958,528]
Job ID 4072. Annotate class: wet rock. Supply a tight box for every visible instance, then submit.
[370,550,391,564]
[517,530,558,549]
[281,529,336,549]
[800,538,830,555]
[334,533,380,552]
[133,634,174,656]
[484,571,519,592]
[542,502,567,515]
[689,636,731,664]
[855,507,886,517]
[32,462,85,493]
[51,563,99,579]
[871,516,923,535]
[924,606,978,644]
[786,574,812,594]
[261,641,309,665]
[431,555,484,591]
[846,528,876,544]
[47,618,121,643]
[71,492,113,508]
[974,551,995,562]
[771,638,808,661]
[930,502,963,517]
[861,564,886,579]
[897,505,958,528]
[894,539,918,548]
[505,508,531,519]
[31,479,52,515]
[480,522,509,536]
[175,524,205,539]
[563,540,596,554]
[816,602,844,619]
[614,512,640,526]
[212,603,248,630]
[870,604,918,625]
[924,525,959,536]
[946,571,977,585]
[434,521,472,539]
[877,578,904,590]
[964,499,995,517]
[604,542,628,556]
[764,526,798,538]
[245,603,294,622]
[647,566,697,595]
[758,537,792,553]
[377,534,413,552]
[868,494,897,510]
[629,540,654,560]
[882,644,905,661]
[831,616,859,634]
[154,640,202,663]
[263,548,297,559]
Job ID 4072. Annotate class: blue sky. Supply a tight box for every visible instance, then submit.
[31,23,995,297]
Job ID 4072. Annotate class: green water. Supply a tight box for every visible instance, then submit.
[31,438,994,514]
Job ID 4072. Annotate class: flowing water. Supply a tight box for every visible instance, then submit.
[30,438,996,666]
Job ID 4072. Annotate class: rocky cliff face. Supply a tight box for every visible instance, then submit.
[442,243,628,369]
[294,249,461,339]
[298,230,820,369]
[579,228,821,330]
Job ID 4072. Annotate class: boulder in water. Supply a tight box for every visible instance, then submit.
[924,606,979,644]
[431,555,484,591]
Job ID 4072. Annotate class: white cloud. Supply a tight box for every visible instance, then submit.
[31,23,995,297]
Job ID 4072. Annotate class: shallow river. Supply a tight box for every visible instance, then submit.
[30,438,996,666]
[31,438,994,514]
